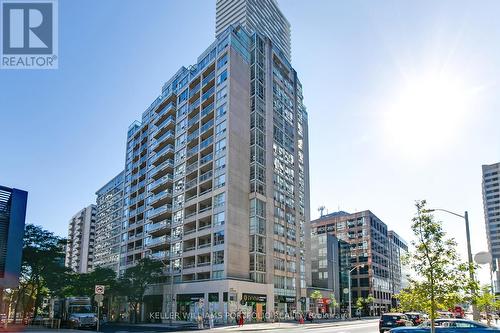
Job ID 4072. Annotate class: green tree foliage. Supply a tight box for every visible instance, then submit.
[310,290,323,314]
[66,267,117,297]
[475,286,500,326]
[116,258,163,323]
[400,200,474,333]
[13,224,70,322]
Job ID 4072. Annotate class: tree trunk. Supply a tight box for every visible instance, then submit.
[12,287,24,324]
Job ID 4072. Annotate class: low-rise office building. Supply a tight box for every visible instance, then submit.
[311,210,405,315]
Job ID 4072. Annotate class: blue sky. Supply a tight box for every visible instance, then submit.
[1,0,499,282]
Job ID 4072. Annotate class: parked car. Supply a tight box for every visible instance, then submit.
[405,312,425,326]
[380,313,413,332]
[390,318,500,332]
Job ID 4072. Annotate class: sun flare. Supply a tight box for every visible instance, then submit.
[382,70,475,160]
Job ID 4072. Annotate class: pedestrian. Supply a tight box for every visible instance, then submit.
[197,313,204,329]
[299,313,304,324]
[209,312,214,329]
[238,312,244,327]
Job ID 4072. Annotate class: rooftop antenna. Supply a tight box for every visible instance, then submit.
[318,205,326,217]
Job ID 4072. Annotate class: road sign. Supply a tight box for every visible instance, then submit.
[94,294,104,303]
[95,285,105,295]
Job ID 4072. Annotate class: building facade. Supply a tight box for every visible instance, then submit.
[388,230,408,306]
[0,185,27,289]
[119,4,309,319]
[215,0,291,62]
[65,205,97,273]
[482,162,500,292]
[94,171,125,273]
[311,211,402,315]
[310,232,350,310]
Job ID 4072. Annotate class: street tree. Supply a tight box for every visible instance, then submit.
[15,224,69,322]
[117,258,163,323]
[403,200,473,333]
[475,285,500,326]
[329,293,338,315]
[309,290,323,314]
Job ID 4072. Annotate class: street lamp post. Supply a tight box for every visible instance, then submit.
[426,208,478,321]
[348,264,364,319]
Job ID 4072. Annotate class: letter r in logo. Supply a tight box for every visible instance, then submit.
[2,2,53,54]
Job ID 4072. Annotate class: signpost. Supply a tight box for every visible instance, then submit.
[94,285,105,332]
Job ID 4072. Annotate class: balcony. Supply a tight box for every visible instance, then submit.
[201,86,215,103]
[150,144,174,165]
[185,161,198,175]
[202,71,215,86]
[185,178,197,191]
[148,190,172,206]
[200,102,214,119]
[146,219,171,234]
[151,130,174,151]
[153,116,175,138]
[150,159,174,178]
[200,153,213,165]
[188,114,200,128]
[148,174,173,193]
[199,171,213,183]
[147,204,172,220]
[199,136,213,151]
[145,235,169,249]
[150,251,170,260]
[187,145,199,158]
[154,102,175,121]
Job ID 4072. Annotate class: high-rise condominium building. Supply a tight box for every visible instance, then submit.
[482,162,500,292]
[121,24,309,321]
[0,185,27,289]
[311,210,402,315]
[94,171,125,273]
[215,0,291,62]
[388,230,408,306]
[65,205,97,273]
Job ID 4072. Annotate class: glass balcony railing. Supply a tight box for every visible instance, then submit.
[145,235,168,247]
[146,219,171,233]
[200,102,214,118]
[147,204,172,219]
[150,159,174,176]
[153,116,175,135]
[199,171,213,183]
[188,114,200,127]
[156,102,175,118]
[151,130,174,150]
[150,251,170,260]
[202,71,215,86]
[185,161,198,174]
[200,153,213,165]
[189,98,201,112]
[199,136,213,150]
[189,83,201,97]
[201,86,215,102]
[187,145,199,157]
[148,190,172,205]
[148,174,173,191]
[200,120,214,134]
[151,144,174,162]
[187,130,199,142]
[185,178,197,190]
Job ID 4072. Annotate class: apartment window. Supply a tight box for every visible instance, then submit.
[216,120,226,136]
[178,89,188,103]
[274,258,285,271]
[215,138,226,154]
[213,250,224,265]
[216,86,227,102]
[214,230,224,245]
[212,270,224,279]
[216,103,227,119]
[214,174,225,188]
[176,132,186,146]
[214,192,225,207]
[215,156,226,170]
[213,212,225,226]
[217,53,228,69]
[217,69,228,83]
